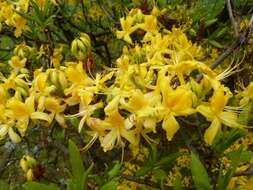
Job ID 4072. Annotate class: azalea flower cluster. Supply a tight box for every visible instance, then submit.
[0,7,252,153]
[0,0,30,37]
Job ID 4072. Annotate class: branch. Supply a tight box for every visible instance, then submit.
[226,0,239,37]
[197,15,253,82]
[211,14,253,70]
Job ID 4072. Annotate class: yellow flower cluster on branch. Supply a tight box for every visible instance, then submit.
[0,6,251,155]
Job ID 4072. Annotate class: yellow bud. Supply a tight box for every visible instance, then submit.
[26,169,34,181]
[58,71,68,89]
[20,157,29,172]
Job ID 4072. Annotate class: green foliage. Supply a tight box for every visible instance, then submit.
[23,182,60,190]
[212,129,245,154]
[67,140,93,190]
[190,152,212,190]
[191,0,225,24]
[0,181,10,190]
[0,35,14,60]
[100,178,118,190]
[1,0,253,189]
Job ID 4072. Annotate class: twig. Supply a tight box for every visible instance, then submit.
[197,15,253,82]
[226,0,239,37]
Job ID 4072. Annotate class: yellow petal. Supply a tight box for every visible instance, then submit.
[55,113,67,128]
[127,90,146,112]
[219,111,245,128]
[196,104,215,121]
[0,125,9,140]
[104,96,120,116]
[204,117,221,145]
[16,118,29,137]
[30,112,52,123]
[100,131,117,152]
[121,127,138,146]
[25,95,35,114]
[162,114,180,141]
[242,176,253,190]
[210,86,229,114]
[164,87,194,115]
[7,98,29,119]
[80,91,93,106]
[26,168,34,181]
[8,127,22,143]
[143,117,156,133]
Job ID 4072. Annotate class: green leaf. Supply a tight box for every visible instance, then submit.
[108,162,122,179]
[156,152,181,168]
[228,150,253,165]
[68,139,85,190]
[212,129,245,154]
[153,169,167,182]
[190,152,212,190]
[83,163,94,190]
[66,179,78,190]
[23,182,59,190]
[0,35,14,59]
[66,117,80,129]
[135,165,154,177]
[208,39,224,48]
[101,178,118,190]
[69,140,85,178]
[192,0,225,23]
[205,18,218,27]
[173,176,182,190]
[0,180,9,190]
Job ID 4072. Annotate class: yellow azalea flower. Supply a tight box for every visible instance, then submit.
[120,90,163,133]
[0,85,7,105]
[197,86,246,145]
[68,102,104,133]
[17,0,30,12]
[38,96,67,128]
[20,155,37,181]
[86,110,138,152]
[116,16,138,44]
[64,62,94,106]
[77,71,114,106]
[50,46,63,68]
[6,96,51,140]
[32,70,56,95]
[13,14,28,37]
[1,2,14,26]
[155,69,195,140]
[138,15,157,33]
[9,55,27,70]
[65,62,93,85]
[162,86,195,141]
